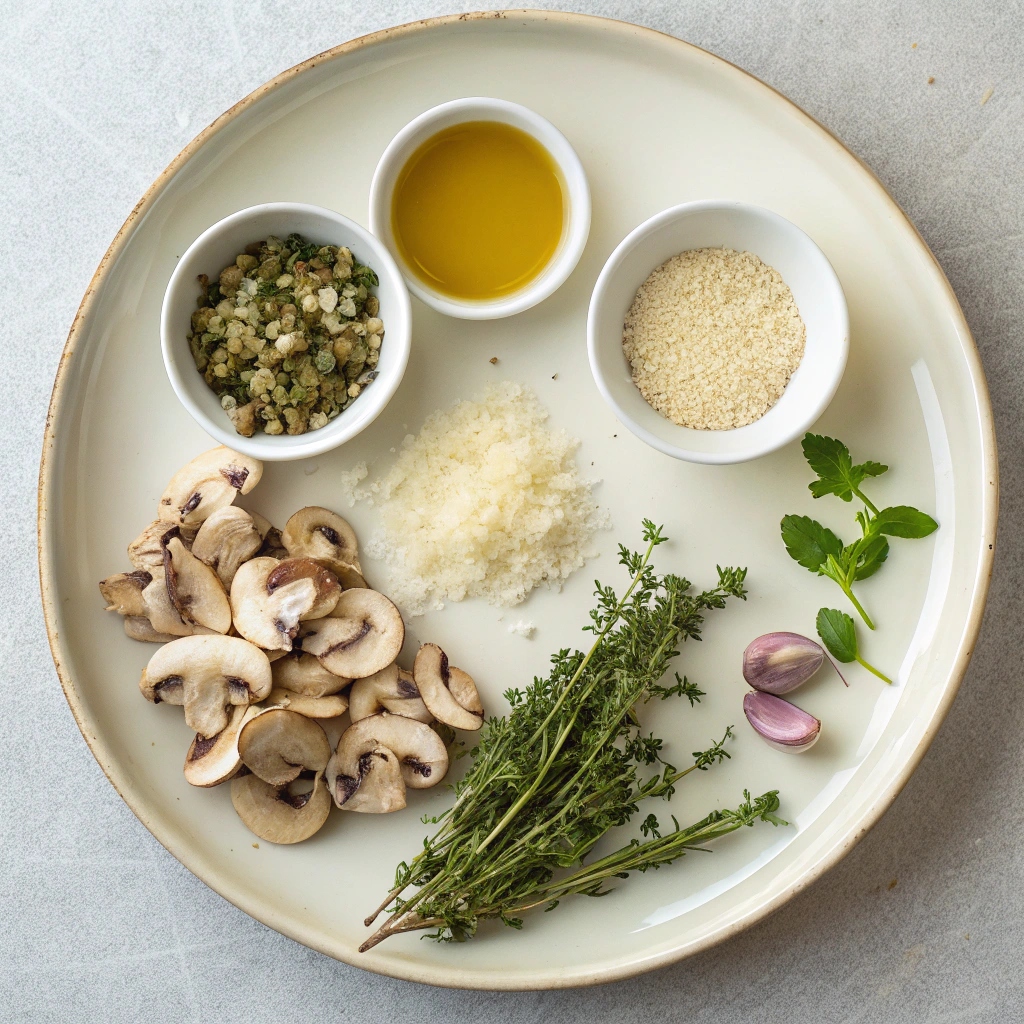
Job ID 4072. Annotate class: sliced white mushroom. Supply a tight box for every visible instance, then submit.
[265,688,349,719]
[158,446,262,528]
[237,708,331,785]
[129,520,199,571]
[123,615,179,643]
[163,529,232,633]
[261,529,289,560]
[191,506,262,588]
[183,704,261,788]
[230,773,332,844]
[272,651,350,697]
[230,557,340,652]
[325,713,448,812]
[329,562,368,591]
[139,634,272,738]
[449,666,484,716]
[333,746,406,813]
[247,511,289,559]
[282,506,361,576]
[99,570,153,617]
[413,643,484,731]
[301,590,404,679]
[348,664,432,724]
[142,569,195,637]
[248,510,274,539]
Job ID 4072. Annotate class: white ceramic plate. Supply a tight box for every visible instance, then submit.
[39,11,997,990]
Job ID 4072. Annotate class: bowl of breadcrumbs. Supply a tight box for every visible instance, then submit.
[587,200,848,465]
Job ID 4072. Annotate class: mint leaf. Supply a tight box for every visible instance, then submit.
[853,535,890,581]
[803,434,856,501]
[802,434,889,502]
[873,505,938,539]
[781,515,844,572]
[816,607,891,682]
[855,461,888,481]
[816,608,858,663]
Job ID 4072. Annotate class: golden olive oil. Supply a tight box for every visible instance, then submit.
[391,121,564,301]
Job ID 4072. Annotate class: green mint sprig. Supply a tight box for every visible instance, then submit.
[782,434,937,631]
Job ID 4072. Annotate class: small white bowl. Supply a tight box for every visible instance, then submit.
[369,97,591,320]
[587,201,849,465]
[161,203,411,461]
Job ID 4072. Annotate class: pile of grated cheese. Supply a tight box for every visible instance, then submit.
[349,381,608,616]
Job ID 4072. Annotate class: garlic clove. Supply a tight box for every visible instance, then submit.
[742,632,825,694]
[743,691,821,753]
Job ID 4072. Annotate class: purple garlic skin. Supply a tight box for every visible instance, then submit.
[743,691,821,753]
[742,632,824,695]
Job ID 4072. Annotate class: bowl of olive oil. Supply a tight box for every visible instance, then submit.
[370,97,591,319]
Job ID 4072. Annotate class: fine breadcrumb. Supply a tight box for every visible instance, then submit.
[622,248,806,431]
[363,381,609,616]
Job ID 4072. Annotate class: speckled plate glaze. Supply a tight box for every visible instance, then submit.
[38,11,997,990]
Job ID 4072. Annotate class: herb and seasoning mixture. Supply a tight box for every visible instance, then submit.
[188,233,383,437]
[623,247,805,431]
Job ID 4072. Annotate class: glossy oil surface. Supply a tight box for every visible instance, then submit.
[391,121,564,300]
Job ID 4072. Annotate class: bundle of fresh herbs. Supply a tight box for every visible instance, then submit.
[781,434,938,681]
[361,521,784,950]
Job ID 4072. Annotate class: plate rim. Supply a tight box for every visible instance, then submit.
[37,8,999,990]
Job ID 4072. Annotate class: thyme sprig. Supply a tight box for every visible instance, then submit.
[360,522,783,950]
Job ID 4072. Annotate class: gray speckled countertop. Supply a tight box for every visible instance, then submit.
[4,2,1022,1019]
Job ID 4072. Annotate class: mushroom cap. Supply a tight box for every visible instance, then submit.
[246,512,290,558]
[282,506,362,576]
[163,532,232,633]
[272,651,350,697]
[268,558,341,619]
[330,562,368,591]
[265,688,349,719]
[99,570,152,617]
[230,772,332,844]
[326,712,448,810]
[123,615,179,643]
[248,510,274,539]
[191,506,262,588]
[449,666,484,715]
[129,520,196,571]
[413,643,485,731]
[302,590,404,680]
[158,446,263,527]
[329,746,407,813]
[183,704,261,788]
[230,557,341,652]
[139,634,273,738]
[348,664,432,724]
[237,707,331,785]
